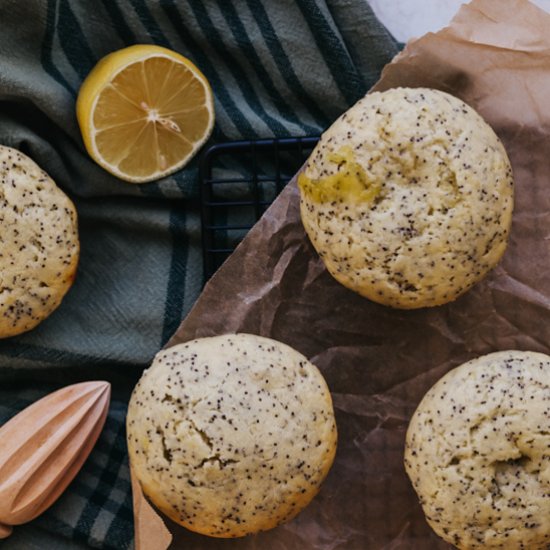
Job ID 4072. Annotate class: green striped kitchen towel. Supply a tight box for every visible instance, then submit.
[0,0,400,548]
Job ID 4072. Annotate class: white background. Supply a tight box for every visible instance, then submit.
[369,0,550,42]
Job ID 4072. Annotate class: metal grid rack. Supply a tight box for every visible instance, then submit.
[199,136,319,282]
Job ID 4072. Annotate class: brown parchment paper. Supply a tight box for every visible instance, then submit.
[134,0,550,547]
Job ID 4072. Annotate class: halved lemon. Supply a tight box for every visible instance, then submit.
[76,44,214,183]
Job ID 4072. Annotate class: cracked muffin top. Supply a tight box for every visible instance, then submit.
[298,87,514,309]
[126,333,337,538]
[0,145,79,337]
[405,350,550,549]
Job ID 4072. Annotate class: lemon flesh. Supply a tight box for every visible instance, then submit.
[77,44,214,184]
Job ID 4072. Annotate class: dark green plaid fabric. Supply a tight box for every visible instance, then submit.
[0,1,399,548]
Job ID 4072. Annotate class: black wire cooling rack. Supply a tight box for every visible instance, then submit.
[199,136,319,282]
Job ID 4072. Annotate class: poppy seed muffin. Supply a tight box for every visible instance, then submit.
[0,146,79,338]
[127,333,337,538]
[405,350,550,549]
[298,87,514,308]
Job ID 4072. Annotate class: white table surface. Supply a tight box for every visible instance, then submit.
[369,0,550,42]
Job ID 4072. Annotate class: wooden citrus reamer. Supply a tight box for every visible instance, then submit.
[0,381,110,538]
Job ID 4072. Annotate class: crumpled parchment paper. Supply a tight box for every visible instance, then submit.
[134,0,550,547]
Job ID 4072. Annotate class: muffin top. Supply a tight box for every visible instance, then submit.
[405,350,550,549]
[299,87,513,308]
[127,333,337,538]
[0,146,79,337]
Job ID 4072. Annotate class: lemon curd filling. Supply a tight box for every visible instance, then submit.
[298,146,382,203]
